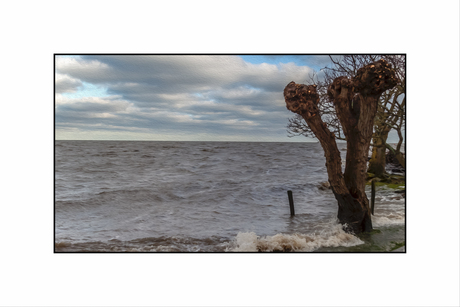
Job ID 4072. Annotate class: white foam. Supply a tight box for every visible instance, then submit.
[228,223,364,252]
[372,214,405,227]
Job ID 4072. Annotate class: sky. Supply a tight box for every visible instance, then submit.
[55,54,399,142]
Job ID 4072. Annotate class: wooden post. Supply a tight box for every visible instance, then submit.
[287,190,295,216]
[371,180,375,215]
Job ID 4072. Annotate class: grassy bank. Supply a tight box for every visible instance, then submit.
[366,173,405,190]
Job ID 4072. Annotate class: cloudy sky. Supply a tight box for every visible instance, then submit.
[55,54,404,142]
[54,54,341,142]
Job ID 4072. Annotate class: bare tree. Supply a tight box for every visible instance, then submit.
[283,59,399,234]
[287,55,406,177]
[369,55,405,175]
[287,71,346,140]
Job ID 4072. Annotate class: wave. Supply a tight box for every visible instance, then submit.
[372,214,405,227]
[55,235,232,252]
[55,215,403,253]
[227,222,364,252]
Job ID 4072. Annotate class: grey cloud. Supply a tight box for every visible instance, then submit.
[55,96,132,131]
[58,55,242,88]
[55,74,82,94]
[58,100,129,114]
[55,55,317,140]
[57,56,312,100]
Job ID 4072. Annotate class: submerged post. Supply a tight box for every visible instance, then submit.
[371,180,376,215]
[287,190,295,216]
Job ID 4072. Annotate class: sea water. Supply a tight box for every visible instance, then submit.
[55,141,405,252]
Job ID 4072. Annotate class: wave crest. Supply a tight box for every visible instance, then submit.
[228,223,364,252]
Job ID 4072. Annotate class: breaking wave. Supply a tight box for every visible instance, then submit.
[55,141,404,252]
[228,222,364,252]
[372,215,405,227]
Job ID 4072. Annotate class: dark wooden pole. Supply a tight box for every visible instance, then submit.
[371,180,376,215]
[287,190,295,216]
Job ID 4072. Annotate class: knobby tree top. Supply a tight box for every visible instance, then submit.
[285,59,398,122]
[283,59,399,234]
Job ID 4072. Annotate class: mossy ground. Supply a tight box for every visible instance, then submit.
[372,181,405,189]
[389,241,405,251]
[314,224,405,252]
[366,172,405,189]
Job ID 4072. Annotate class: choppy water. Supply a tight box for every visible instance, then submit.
[55,141,405,252]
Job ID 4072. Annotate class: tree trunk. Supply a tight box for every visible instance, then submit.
[368,129,390,177]
[385,143,406,169]
[283,59,398,234]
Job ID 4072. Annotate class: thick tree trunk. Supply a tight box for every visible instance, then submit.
[368,129,390,177]
[283,59,398,234]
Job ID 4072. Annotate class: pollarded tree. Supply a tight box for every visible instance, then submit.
[283,59,398,234]
[287,55,405,177]
[287,71,346,141]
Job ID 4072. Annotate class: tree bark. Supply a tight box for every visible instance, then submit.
[368,129,390,177]
[385,143,406,169]
[368,85,405,177]
[284,59,398,234]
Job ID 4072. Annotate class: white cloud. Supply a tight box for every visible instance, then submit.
[55,74,82,94]
[55,55,318,141]
[55,56,111,82]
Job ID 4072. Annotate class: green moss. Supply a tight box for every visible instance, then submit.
[390,241,405,251]
[356,229,381,241]
[372,181,405,189]
[366,172,405,189]
[358,229,381,236]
